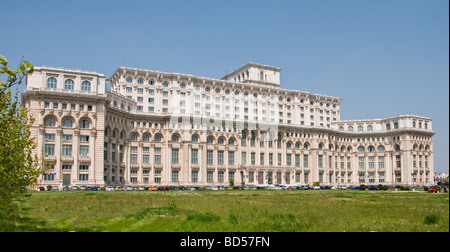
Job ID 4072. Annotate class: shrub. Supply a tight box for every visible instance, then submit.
[359,184,366,190]
[424,214,439,225]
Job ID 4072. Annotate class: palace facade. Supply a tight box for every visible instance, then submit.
[22,63,435,188]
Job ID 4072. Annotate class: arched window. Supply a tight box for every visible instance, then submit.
[395,145,401,151]
[47,77,57,89]
[358,125,363,132]
[207,136,214,144]
[79,119,90,129]
[348,126,354,132]
[126,77,132,83]
[137,79,144,84]
[228,138,235,145]
[218,137,224,144]
[303,143,309,149]
[394,122,399,129]
[45,117,56,127]
[64,79,74,90]
[172,134,179,142]
[358,146,365,153]
[286,142,291,149]
[81,81,91,92]
[386,124,391,130]
[367,125,373,131]
[62,118,73,128]
[162,82,169,87]
[260,71,264,81]
[339,126,344,131]
[318,143,323,150]
[154,134,162,142]
[131,133,139,141]
[377,146,385,152]
[143,134,150,142]
[368,146,375,152]
[191,135,198,143]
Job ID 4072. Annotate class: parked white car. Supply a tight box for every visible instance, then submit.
[105,186,114,191]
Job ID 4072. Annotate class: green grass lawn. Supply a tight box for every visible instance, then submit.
[2,189,448,232]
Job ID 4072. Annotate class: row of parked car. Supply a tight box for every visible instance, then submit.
[35,184,435,192]
[36,185,104,191]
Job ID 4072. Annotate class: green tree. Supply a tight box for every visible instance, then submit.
[0,54,42,218]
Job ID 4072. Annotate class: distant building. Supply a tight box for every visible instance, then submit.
[22,63,435,188]
[434,172,449,184]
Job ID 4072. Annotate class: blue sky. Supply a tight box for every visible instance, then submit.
[1,0,448,172]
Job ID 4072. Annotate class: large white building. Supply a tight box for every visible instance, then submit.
[22,63,435,188]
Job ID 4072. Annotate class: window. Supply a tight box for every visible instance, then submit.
[130,154,138,163]
[191,149,198,164]
[79,135,89,142]
[154,155,161,164]
[47,77,57,88]
[45,134,55,141]
[154,134,162,142]
[172,134,179,142]
[207,150,213,165]
[44,144,55,156]
[204,171,212,183]
[303,155,309,167]
[378,156,385,169]
[79,174,89,181]
[81,81,91,92]
[218,150,224,165]
[367,125,373,131]
[62,118,73,128]
[45,117,56,127]
[62,165,72,170]
[348,126,354,132]
[228,151,234,165]
[191,135,198,143]
[80,119,90,129]
[64,79,74,90]
[62,144,72,156]
[131,133,138,141]
[79,145,89,157]
[218,171,224,183]
[358,125,363,132]
[142,154,149,164]
[207,137,213,144]
[172,149,179,164]
[359,157,365,169]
